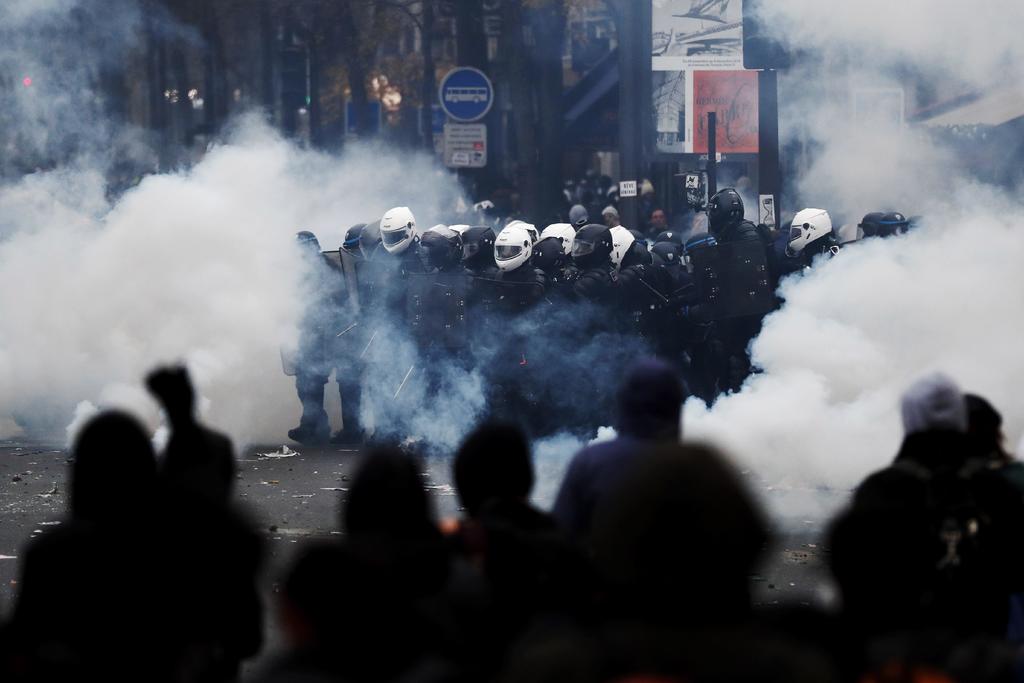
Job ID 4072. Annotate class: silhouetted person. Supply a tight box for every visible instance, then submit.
[449,424,593,677]
[830,374,1024,645]
[965,393,1013,465]
[12,411,172,680]
[148,365,235,504]
[453,423,534,520]
[503,444,835,683]
[553,358,685,541]
[344,447,450,599]
[258,540,451,683]
[146,365,263,678]
[592,443,767,624]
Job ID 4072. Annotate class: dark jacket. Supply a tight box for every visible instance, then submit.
[552,359,684,541]
[833,430,1024,637]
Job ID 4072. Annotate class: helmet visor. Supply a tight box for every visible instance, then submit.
[462,242,481,260]
[571,239,595,258]
[495,244,523,261]
[382,228,409,247]
[788,226,803,243]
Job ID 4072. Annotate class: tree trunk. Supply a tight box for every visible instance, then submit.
[531,2,567,222]
[504,0,541,219]
[338,1,370,135]
[420,0,436,150]
[456,0,486,69]
[307,7,323,148]
[260,0,275,117]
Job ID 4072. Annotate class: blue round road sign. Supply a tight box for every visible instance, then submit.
[438,67,494,123]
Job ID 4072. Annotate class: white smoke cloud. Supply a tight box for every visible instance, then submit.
[758,0,1024,85]
[0,118,467,447]
[685,0,1024,524]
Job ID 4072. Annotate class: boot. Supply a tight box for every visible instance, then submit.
[330,380,364,445]
[289,377,330,444]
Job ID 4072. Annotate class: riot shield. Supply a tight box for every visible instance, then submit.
[339,249,361,315]
[406,272,469,349]
[689,240,774,320]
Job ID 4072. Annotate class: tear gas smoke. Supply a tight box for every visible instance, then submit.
[0,0,150,175]
[685,0,1024,526]
[0,119,466,447]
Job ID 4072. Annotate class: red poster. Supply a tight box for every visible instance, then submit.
[693,70,759,154]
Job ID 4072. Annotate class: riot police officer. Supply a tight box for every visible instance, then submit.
[460,226,498,276]
[781,208,841,273]
[403,226,473,406]
[492,222,546,312]
[328,223,372,444]
[685,189,774,396]
[570,223,616,301]
[707,188,761,244]
[288,231,347,444]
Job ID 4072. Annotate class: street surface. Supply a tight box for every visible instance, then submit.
[0,438,834,676]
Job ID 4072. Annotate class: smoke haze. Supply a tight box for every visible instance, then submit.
[0,119,466,446]
[685,0,1024,523]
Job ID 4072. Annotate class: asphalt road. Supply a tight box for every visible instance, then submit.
[0,437,834,677]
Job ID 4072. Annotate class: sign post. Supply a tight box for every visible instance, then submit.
[443,123,487,168]
[438,67,494,123]
[438,67,494,171]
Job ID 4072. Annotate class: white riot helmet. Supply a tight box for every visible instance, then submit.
[787,208,833,257]
[609,225,635,271]
[494,223,534,272]
[540,223,576,256]
[380,206,417,254]
[506,220,540,245]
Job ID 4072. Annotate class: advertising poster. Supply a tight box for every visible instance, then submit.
[692,70,759,154]
[653,70,692,154]
[652,0,744,71]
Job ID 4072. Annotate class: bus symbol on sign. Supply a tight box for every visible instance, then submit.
[446,87,489,104]
[439,67,494,123]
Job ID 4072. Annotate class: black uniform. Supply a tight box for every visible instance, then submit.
[290,233,348,444]
[688,190,775,397]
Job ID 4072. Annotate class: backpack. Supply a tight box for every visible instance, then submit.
[889,457,1017,629]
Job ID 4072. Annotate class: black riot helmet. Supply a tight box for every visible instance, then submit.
[531,236,566,273]
[651,240,684,267]
[358,220,382,260]
[419,227,463,272]
[655,230,685,246]
[296,230,321,252]
[621,239,653,269]
[707,188,745,234]
[858,212,885,238]
[571,223,614,270]
[880,212,910,236]
[342,223,366,257]
[461,226,496,271]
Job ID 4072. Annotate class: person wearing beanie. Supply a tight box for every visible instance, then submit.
[568,204,589,229]
[552,358,685,542]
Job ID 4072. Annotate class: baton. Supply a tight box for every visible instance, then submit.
[336,322,359,338]
[359,330,378,359]
[394,365,415,400]
[638,277,671,304]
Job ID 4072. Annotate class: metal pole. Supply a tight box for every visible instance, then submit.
[617,0,644,232]
[707,111,718,197]
[758,69,781,225]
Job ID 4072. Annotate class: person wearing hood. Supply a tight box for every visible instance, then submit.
[829,373,1024,644]
[552,358,686,542]
[568,204,589,230]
